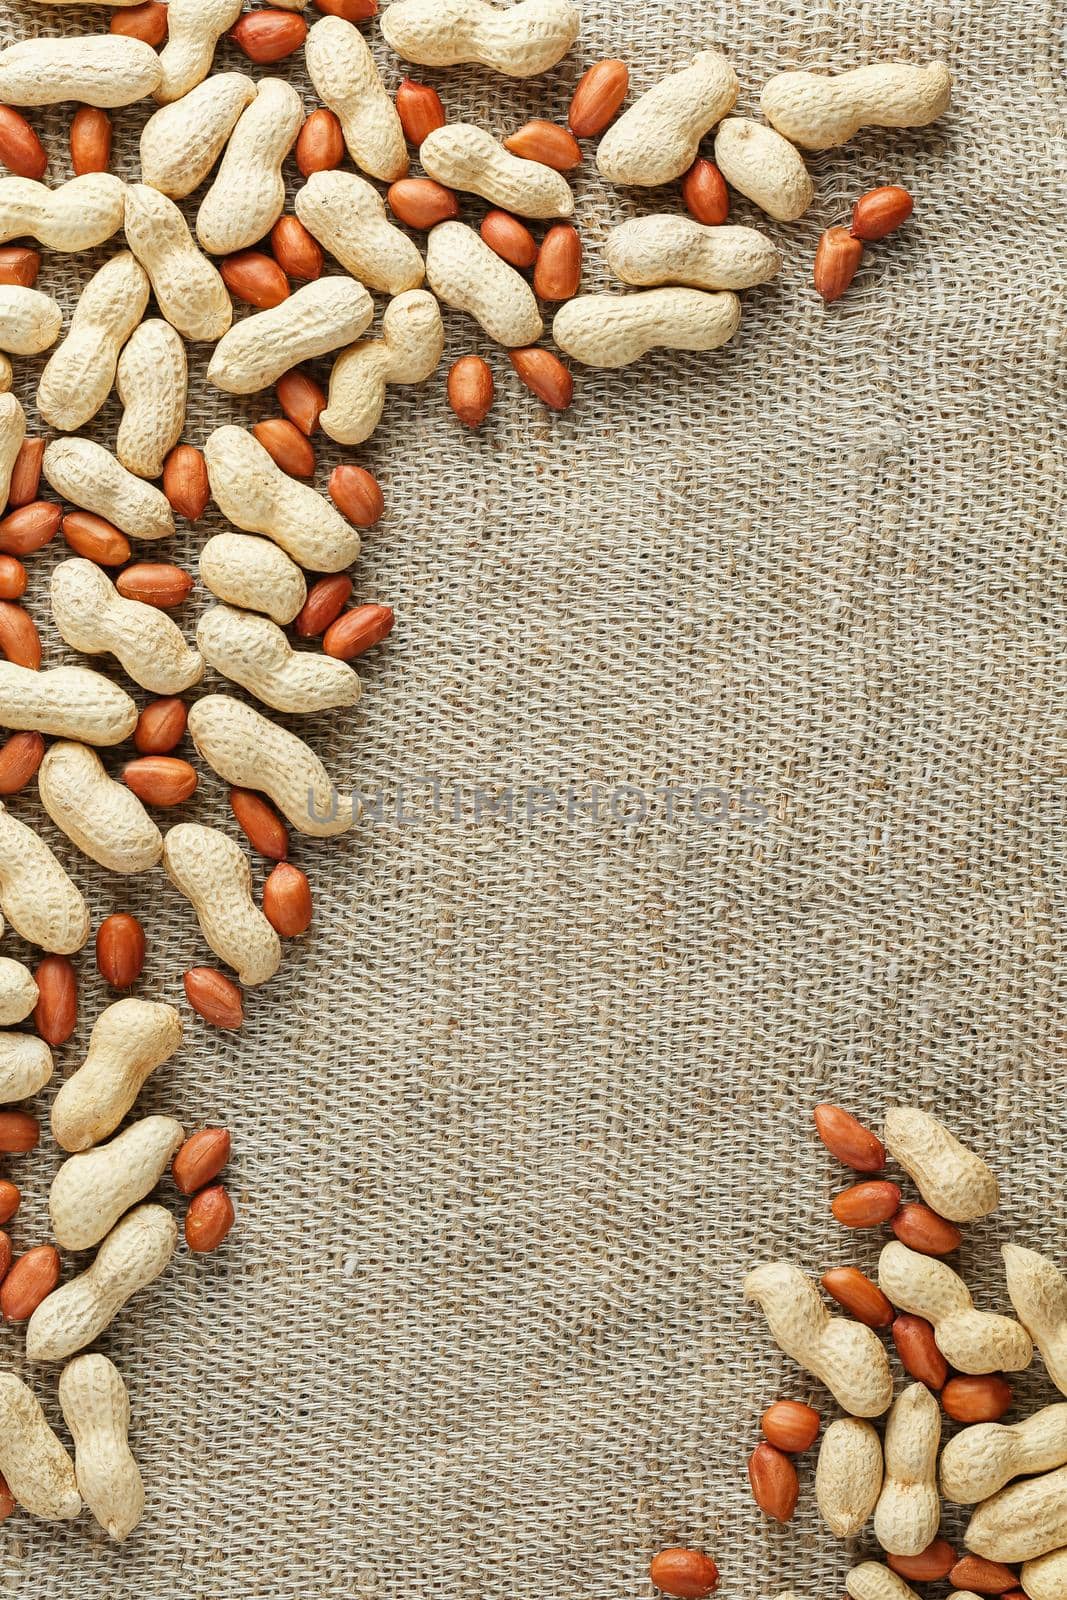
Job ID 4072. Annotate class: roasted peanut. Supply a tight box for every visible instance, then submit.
[0,1372,80,1520]
[648,1549,719,1598]
[874,1382,941,1556]
[380,0,578,77]
[26,1205,178,1362]
[744,1261,894,1416]
[833,1181,903,1228]
[199,531,307,624]
[50,1117,184,1251]
[51,1000,182,1153]
[885,1107,1000,1222]
[942,1375,1013,1424]
[816,1416,883,1537]
[59,1354,144,1542]
[33,954,77,1046]
[39,741,163,875]
[123,755,198,806]
[879,1242,1033,1374]
[761,61,952,150]
[2,1244,61,1322]
[305,15,407,181]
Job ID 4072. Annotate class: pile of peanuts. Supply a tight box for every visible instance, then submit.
[0,0,955,1551]
[648,1107,1067,1600]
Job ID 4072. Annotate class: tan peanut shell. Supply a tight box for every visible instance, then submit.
[37,253,150,432]
[0,284,63,351]
[51,560,203,695]
[163,822,282,985]
[0,956,38,1026]
[380,0,579,76]
[124,183,232,343]
[604,217,781,291]
[0,1372,81,1521]
[965,1463,1067,1563]
[0,661,137,746]
[0,801,90,952]
[43,438,175,541]
[305,17,407,183]
[426,221,542,346]
[58,1355,143,1542]
[199,532,306,625]
[189,693,359,838]
[941,1403,1067,1504]
[0,353,11,391]
[846,1564,922,1600]
[421,123,574,218]
[1022,1548,1067,1600]
[322,289,444,445]
[0,173,125,251]
[204,425,362,572]
[0,36,161,106]
[815,1416,883,1537]
[0,1031,53,1103]
[26,1204,177,1362]
[50,1116,185,1251]
[712,118,814,221]
[884,1107,1000,1222]
[295,170,424,294]
[50,999,183,1153]
[597,51,738,186]
[139,72,257,198]
[878,1241,1033,1374]
[156,0,242,105]
[196,78,304,256]
[744,1261,894,1417]
[873,1382,941,1556]
[37,740,163,875]
[207,276,373,395]
[1003,1244,1067,1397]
[760,61,952,150]
[115,319,187,479]
[553,288,741,369]
[0,392,25,506]
[197,605,362,714]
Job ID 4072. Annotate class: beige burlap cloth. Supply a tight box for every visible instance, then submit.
[0,0,1064,1593]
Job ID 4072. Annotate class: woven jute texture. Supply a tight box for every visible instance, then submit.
[0,0,1064,1594]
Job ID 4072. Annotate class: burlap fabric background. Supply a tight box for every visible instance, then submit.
[0,0,1064,1594]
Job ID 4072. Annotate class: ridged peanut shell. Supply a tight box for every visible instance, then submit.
[38,740,162,875]
[50,1117,184,1251]
[26,1204,177,1361]
[605,217,781,291]
[162,822,281,985]
[189,693,358,837]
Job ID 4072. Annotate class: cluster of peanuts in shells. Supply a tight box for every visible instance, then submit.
[650,1110,1067,1600]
